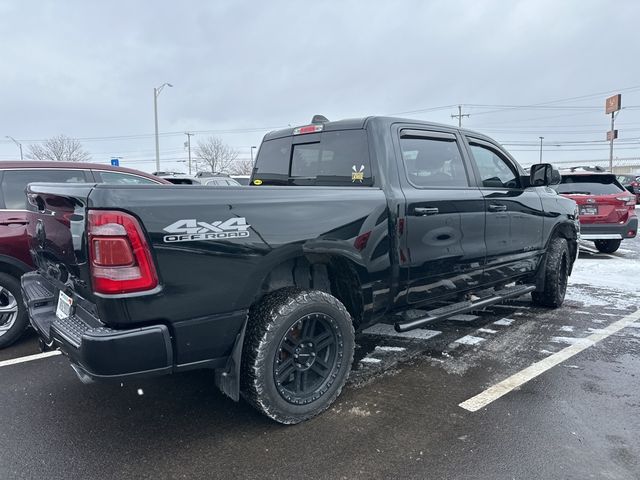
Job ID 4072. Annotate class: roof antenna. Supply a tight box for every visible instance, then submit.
[311,114,329,124]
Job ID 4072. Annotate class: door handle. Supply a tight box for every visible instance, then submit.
[414,207,439,216]
[0,221,28,226]
[488,204,507,212]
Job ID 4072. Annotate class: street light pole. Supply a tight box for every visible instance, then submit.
[5,136,23,161]
[184,132,194,175]
[538,136,544,164]
[250,146,257,163]
[153,82,173,172]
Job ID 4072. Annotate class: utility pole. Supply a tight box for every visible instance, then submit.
[5,136,23,161]
[539,136,544,164]
[250,146,257,163]
[451,105,469,127]
[184,132,194,175]
[153,82,173,173]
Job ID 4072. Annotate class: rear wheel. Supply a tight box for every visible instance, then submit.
[241,288,355,424]
[531,237,569,308]
[0,273,28,349]
[594,239,621,254]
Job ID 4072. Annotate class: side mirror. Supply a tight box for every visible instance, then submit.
[530,163,560,187]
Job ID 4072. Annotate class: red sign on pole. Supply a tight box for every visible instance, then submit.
[605,94,621,114]
[606,130,618,141]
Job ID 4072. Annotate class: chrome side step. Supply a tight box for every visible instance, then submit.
[394,284,536,332]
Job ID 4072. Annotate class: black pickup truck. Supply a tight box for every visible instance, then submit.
[21,116,579,423]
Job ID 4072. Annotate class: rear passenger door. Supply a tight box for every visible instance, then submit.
[464,137,545,283]
[396,128,486,305]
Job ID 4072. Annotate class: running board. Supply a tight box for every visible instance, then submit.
[394,284,536,332]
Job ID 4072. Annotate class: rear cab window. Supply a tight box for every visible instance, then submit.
[252,129,373,186]
[554,175,626,195]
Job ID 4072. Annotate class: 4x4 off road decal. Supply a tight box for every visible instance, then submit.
[163,218,250,243]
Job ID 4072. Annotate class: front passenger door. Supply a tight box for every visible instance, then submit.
[465,138,545,284]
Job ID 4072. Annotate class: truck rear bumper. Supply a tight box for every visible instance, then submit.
[21,272,173,381]
[579,216,638,240]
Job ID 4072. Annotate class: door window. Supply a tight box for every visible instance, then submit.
[400,133,469,188]
[1,169,90,209]
[468,142,519,189]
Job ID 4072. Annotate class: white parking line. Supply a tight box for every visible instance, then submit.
[0,350,61,368]
[459,309,640,412]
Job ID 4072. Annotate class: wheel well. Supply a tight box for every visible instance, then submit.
[0,261,27,281]
[552,223,578,271]
[258,256,364,327]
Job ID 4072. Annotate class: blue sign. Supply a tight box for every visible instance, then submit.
[111,158,119,166]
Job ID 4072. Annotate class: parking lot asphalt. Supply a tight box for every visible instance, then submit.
[1,239,639,480]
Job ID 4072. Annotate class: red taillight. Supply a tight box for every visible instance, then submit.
[88,210,158,294]
[616,195,636,206]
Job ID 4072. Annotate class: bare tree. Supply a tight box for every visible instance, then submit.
[229,158,254,175]
[27,135,91,162]
[194,136,238,173]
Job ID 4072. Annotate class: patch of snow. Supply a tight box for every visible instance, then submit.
[550,336,594,346]
[348,406,371,417]
[362,323,441,340]
[455,335,485,346]
[477,328,498,334]
[559,326,575,332]
[587,328,609,334]
[570,254,640,294]
[374,346,406,352]
[360,357,382,364]
[493,318,515,326]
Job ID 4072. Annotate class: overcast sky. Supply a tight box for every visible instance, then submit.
[1,0,640,173]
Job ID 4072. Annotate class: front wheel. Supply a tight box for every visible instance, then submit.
[594,239,621,254]
[241,288,355,424]
[531,237,569,308]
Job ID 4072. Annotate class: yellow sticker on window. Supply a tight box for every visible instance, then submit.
[253,179,263,185]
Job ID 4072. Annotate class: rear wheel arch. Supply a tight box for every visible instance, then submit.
[256,255,365,328]
[0,255,32,279]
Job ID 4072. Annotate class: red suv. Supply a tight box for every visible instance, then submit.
[0,161,168,348]
[555,167,637,253]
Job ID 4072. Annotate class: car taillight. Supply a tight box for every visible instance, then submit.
[88,210,158,294]
[616,196,636,206]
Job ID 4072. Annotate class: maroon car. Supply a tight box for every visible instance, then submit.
[0,161,168,348]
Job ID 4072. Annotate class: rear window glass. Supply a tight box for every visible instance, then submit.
[253,130,372,186]
[1,169,90,209]
[554,175,625,195]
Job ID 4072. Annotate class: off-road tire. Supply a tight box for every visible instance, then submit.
[531,237,569,308]
[0,273,28,349]
[241,288,355,424]
[594,239,621,254]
